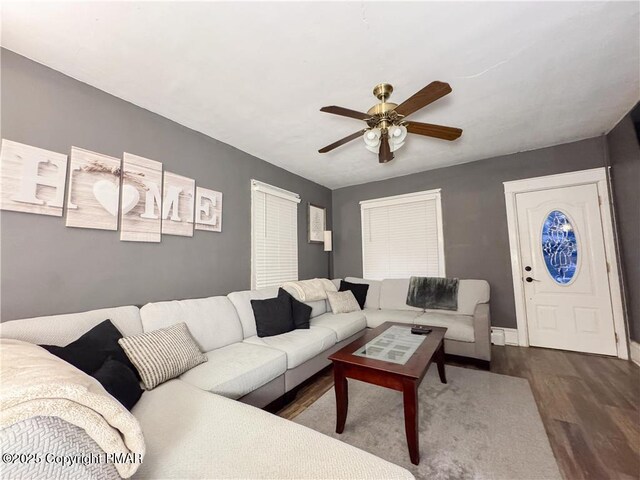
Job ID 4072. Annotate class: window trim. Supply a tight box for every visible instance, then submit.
[250,179,301,290]
[251,179,301,203]
[359,188,446,279]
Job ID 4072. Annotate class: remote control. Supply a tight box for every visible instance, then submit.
[411,326,432,335]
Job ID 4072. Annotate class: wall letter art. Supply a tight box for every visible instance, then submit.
[120,153,163,243]
[66,147,121,230]
[2,139,224,241]
[195,187,222,232]
[0,139,68,216]
[161,171,195,237]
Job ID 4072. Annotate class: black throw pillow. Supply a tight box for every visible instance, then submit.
[41,319,140,379]
[251,294,295,338]
[278,288,312,329]
[91,358,143,411]
[339,280,369,310]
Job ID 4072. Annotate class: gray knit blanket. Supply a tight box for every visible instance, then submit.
[0,416,120,480]
[1,339,145,478]
[406,276,459,310]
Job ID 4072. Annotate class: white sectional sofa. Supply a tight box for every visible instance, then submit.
[0,302,410,479]
[0,276,490,478]
[136,283,367,407]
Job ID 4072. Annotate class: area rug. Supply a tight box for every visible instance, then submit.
[293,366,561,480]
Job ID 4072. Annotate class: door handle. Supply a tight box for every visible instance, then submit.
[525,277,540,283]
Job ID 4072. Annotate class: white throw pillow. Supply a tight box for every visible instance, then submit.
[118,323,207,390]
[327,291,361,314]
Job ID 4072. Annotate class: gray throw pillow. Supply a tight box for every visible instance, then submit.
[327,290,361,314]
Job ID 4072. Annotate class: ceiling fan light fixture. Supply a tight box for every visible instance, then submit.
[388,125,407,152]
[363,128,381,153]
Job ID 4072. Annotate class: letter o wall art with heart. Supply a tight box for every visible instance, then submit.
[66,147,123,230]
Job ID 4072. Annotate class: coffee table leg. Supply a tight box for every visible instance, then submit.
[334,363,348,434]
[436,342,447,384]
[402,378,420,465]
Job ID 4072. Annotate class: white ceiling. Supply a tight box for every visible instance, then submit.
[2,2,638,189]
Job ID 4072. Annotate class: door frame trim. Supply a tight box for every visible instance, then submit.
[503,168,628,359]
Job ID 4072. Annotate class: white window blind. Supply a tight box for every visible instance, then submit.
[361,190,445,280]
[251,180,300,289]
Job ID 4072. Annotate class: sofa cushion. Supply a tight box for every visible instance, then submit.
[379,278,424,312]
[0,306,143,346]
[310,311,367,342]
[180,342,286,400]
[228,287,280,338]
[423,279,490,316]
[140,296,243,352]
[132,379,414,480]
[344,277,381,309]
[307,300,328,318]
[362,309,423,328]
[415,312,475,343]
[244,326,337,369]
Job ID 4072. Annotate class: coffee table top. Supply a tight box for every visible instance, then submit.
[329,322,447,379]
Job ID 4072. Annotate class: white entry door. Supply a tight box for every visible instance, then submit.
[514,182,618,355]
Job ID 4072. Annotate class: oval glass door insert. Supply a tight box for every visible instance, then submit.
[541,210,578,285]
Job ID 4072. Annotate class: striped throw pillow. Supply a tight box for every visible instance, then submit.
[118,323,207,390]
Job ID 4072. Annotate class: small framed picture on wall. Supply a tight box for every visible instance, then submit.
[308,203,326,244]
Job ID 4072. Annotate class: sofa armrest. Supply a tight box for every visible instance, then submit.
[472,303,491,361]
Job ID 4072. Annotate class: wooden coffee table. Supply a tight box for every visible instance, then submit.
[328,322,447,465]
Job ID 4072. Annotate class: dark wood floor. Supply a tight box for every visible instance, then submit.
[277,345,640,480]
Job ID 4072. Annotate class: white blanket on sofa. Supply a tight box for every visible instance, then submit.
[282,278,337,302]
[0,339,145,478]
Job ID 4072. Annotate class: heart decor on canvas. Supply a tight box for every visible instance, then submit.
[120,185,140,215]
[93,180,139,216]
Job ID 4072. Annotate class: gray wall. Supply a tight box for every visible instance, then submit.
[0,49,332,321]
[607,111,640,341]
[332,138,608,328]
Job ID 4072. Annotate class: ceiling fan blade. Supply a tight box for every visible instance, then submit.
[379,131,394,163]
[318,129,366,153]
[394,82,452,118]
[320,106,370,121]
[406,121,462,141]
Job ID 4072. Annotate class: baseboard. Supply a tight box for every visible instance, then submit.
[491,327,519,346]
[630,340,640,367]
[503,328,519,346]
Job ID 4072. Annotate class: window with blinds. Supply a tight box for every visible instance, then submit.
[251,180,300,289]
[360,190,445,280]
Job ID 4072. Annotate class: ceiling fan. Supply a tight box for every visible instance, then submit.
[318,81,462,163]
